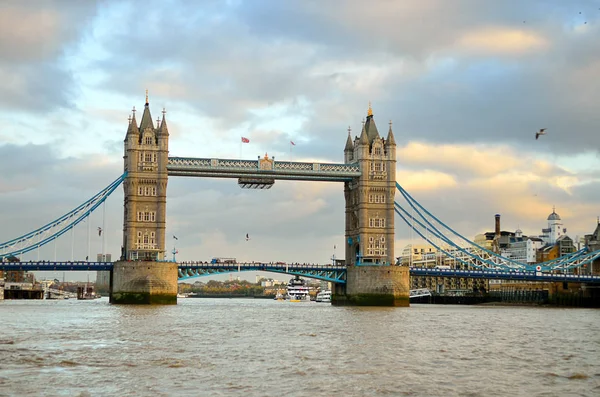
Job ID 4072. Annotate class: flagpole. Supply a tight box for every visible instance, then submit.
[240,139,242,159]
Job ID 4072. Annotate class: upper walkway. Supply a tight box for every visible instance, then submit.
[167,157,361,182]
[2,261,600,284]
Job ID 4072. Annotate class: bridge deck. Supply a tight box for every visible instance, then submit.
[167,157,361,182]
[2,262,600,284]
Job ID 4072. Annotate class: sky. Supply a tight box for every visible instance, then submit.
[1,0,599,282]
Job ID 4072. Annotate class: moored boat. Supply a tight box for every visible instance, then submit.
[286,276,310,302]
[315,290,331,303]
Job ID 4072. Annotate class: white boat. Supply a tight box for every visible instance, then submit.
[315,290,331,303]
[286,276,311,302]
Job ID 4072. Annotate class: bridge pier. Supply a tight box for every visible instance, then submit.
[332,265,410,307]
[110,261,178,304]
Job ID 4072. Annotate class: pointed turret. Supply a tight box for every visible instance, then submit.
[344,126,354,152]
[358,120,369,146]
[158,108,169,136]
[365,102,380,143]
[126,108,139,140]
[385,120,396,146]
[139,103,154,131]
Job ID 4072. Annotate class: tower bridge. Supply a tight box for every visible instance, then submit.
[115,96,405,305]
[2,94,600,305]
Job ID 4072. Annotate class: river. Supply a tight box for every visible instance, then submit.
[0,298,598,396]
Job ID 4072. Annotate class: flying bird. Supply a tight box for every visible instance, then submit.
[245,233,250,241]
[535,128,547,140]
[97,227,102,236]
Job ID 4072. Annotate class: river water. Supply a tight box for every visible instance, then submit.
[0,298,598,397]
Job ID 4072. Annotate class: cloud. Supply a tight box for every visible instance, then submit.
[457,28,548,55]
[0,1,99,112]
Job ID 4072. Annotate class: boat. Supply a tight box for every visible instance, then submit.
[315,289,332,303]
[77,285,101,300]
[77,277,101,300]
[273,291,285,301]
[286,276,310,302]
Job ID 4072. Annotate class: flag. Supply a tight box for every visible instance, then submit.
[173,235,178,240]
[241,137,250,143]
[290,140,296,146]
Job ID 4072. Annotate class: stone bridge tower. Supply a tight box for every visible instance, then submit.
[334,104,409,306]
[344,104,396,266]
[111,93,177,304]
[121,92,169,261]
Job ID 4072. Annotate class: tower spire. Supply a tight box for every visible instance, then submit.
[158,107,169,136]
[345,126,354,152]
[368,101,373,117]
[145,89,149,105]
[385,119,396,146]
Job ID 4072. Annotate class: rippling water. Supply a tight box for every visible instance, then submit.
[0,298,599,396]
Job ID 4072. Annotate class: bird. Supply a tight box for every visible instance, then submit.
[97,227,103,236]
[535,128,547,140]
[245,233,250,241]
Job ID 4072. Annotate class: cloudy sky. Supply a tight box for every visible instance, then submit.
[1,0,599,281]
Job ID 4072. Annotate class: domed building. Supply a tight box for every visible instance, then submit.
[541,207,564,245]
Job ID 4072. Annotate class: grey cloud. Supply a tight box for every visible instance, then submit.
[0,1,99,112]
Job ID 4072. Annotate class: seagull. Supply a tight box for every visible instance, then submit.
[535,128,547,140]
[245,233,250,241]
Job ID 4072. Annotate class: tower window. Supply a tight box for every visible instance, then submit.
[137,211,156,222]
[145,136,153,145]
[374,147,381,156]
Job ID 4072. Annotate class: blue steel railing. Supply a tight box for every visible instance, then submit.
[178,262,348,284]
[2,261,600,284]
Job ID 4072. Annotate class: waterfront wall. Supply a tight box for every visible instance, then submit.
[333,265,410,306]
[111,261,178,304]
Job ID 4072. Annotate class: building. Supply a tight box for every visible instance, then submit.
[541,207,565,245]
[95,253,112,294]
[344,104,396,265]
[584,220,600,275]
[121,92,169,261]
[398,244,437,266]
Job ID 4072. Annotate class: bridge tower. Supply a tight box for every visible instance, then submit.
[334,104,409,306]
[111,93,177,304]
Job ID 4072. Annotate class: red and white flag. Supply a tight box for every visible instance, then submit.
[290,140,296,146]
[241,137,250,143]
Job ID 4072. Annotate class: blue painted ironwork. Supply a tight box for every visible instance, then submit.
[2,260,599,284]
[395,182,600,272]
[177,262,347,283]
[409,267,600,283]
[0,173,127,260]
[167,157,361,182]
[0,261,113,271]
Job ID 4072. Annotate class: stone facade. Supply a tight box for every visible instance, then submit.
[111,261,178,304]
[334,105,409,306]
[122,96,169,261]
[111,95,177,305]
[344,105,396,266]
[334,266,410,306]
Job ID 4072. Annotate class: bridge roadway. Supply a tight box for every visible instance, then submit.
[2,261,600,284]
